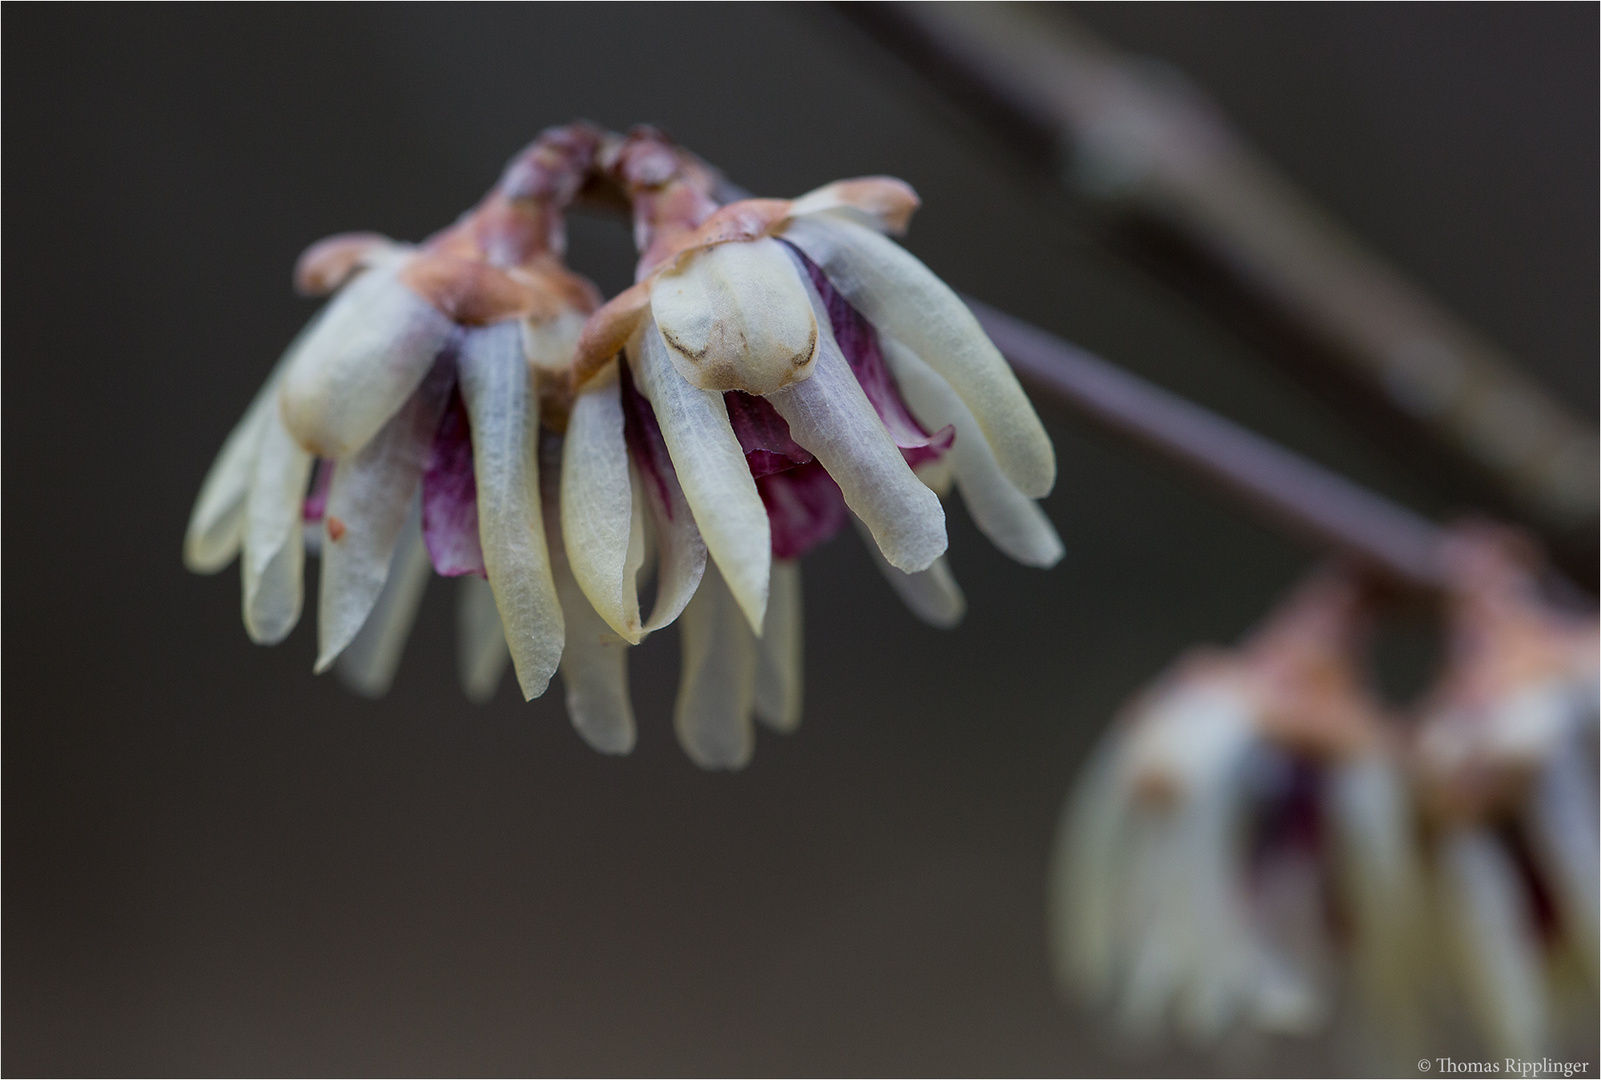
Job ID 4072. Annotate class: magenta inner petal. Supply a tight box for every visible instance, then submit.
[422,383,486,578]
[787,243,954,469]
[724,390,813,477]
[302,458,335,523]
[757,460,848,560]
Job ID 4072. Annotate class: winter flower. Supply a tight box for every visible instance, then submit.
[1050,570,1425,1049]
[1414,524,1599,1059]
[184,123,605,701]
[560,127,1062,766]
[185,122,1063,770]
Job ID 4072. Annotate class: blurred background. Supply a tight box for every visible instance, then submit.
[4,4,1594,1074]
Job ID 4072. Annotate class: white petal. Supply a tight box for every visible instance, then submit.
[315,364,452,672]
[185,354,292,574]
[456,574,510,705]
[639,439,708,634]
[279,258,457,459]
[882,337,1064,568]
[561,366,644,643]
[334,499,431,697]
[1049,732,1132,1002]
[241,407,314,644]
[674,561,758,770]
[767,277,947,573]
[851,514,964,628]
[650,238,817,396]
[1438,828,1548,1059]
[632,320,769,632]
[550,509,636,755]
[781,212,1055,497]
[754,559,803,733]
[458,322,564,700]
[1527,731,1600,980]
[1326,754,1426,1038]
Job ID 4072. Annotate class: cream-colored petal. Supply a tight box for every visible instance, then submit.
[241,407,314,644]
[1527,734,1599,979]
[334,500,431,697]
[549,513,636,755]
[456,574,510,705]
[674,561,758,770]
[781,212,1055,497]
[458,322,564,700]
[315,366,452,672]
[850,514,964,628]
[185,356,293,574]
[632,321,769,633]
[768,284,946,573]
[561,365,644,643]
[1438,828,1548,1059]
[1327,753,1426,1047]
[639,450,707,633]
[882,337,1064,568]
[279,258,457,459]
[754,559,803,733]
[650,237,818,397]
[786,176,920,235]
[1050,731,1132,1002]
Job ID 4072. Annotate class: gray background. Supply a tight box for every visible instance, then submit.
[5,4,1595,1075]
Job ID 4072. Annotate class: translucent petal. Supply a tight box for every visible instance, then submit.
[851,514,964,629]
[315,362,452,672]
[632,320,769,633]
[786,176,920,235]
[550,507,636,755]
[280,259,457,459]
[1438,828,1548,1059]
[184,355,291,574]
[561,365,644,643]
[881,337,1064,568]
[754,559,803,733]
[241,407,314,644]
[782,212,1055,497]
[674,561,758,770]
[334,499,431,697]
[458,322,564,700]
[456,573,510,705]
[768,287,946,573]
[650,237,817,396]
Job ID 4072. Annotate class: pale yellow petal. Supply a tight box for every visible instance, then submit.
[782,212,1054,497]
[754,559,803,733]
[674,562,758,770]
[456,573,510,705]
[241,408,314,644]
[851,514,964,629]
[561,364,644,643]
[334,501,431,697]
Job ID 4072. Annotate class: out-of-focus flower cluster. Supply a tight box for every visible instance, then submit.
[1051,524,1598,1063]
[184,123,1062,769]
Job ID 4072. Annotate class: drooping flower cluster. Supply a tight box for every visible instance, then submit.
[184,123,1062,769]
[1051,526,1598,1061]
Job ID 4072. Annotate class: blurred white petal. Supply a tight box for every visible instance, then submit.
[315,363,452,672]
[1527,728,1600,980]
[456,573,509,705]
[458,322,564,700]
[768,280,946,573]
[280,259,456,459]
[550,513,636,755]
[633,320,769,632]
[335,500,431,697]
[562,366,644,642]
[241,408,314,644]
[674,561,758,770]
[185,354,293,574]
[882,337,1064,568]
[781,212,1055,497]
[650,238,817,396]
[754,559,803,733]
[851,514,964,628]
[1439,827,1548,1059]
[1050,733,1131,1001]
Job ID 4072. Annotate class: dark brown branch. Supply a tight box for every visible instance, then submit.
[968,297,1447,589]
